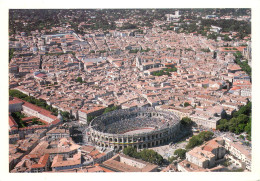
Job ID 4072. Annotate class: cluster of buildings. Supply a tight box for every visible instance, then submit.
[10,124,162,173]
[166,135,251,172]
[9,97,62,135]
[222,135,251,171]
[204,14,251,22]
[9,123,117,173]
[8,9,252,173]
[9,26,251,130]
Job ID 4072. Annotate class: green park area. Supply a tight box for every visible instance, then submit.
[151,66,177,76]
[123,146,163,165]
[217,101,251,140]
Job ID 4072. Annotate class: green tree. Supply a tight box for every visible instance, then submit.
[200,48,210,52]
[123,147,138,157]
[217,119,229,131]
[120,23,138,30]
[11,112,26,128]
[9,89,28,99]
[76,77,83,83]
[138,149,163,165]
[184,102,190,107]
[207,33,217,40]
[244,118,251,135]
[237,114,249,124]
[185,131,214,149]
[9,89,59,116]
[239,135,245,140]
[61,111,70,120]
[168,156,178,163]
[198,131,214,141]
[103,106,119,114]
[181,117,193,126]
[186,136,203,149]
[217,101,251,138]
[165,67,177,72]
[174,149,187,159]
[233,52,251,76]
[9,48,15,63]
[233,102,251,117]
[223,35,232,41]
[151,69,172,76]
[123,147,163,165]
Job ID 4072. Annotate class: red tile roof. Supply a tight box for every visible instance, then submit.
[9,99,23,105]
[9,115,18,128]
[19,125,48,130]
[228,64,242,71]
[203,145,214,152]
[31,154,49,169]
[80,106,106,114]
[230,86,241,91]
[94,164,114,172]
[35,73,47,78]
[22,101,57,120]
[219,46,246,52]
[89,150,100,157]
[21,116,37,122]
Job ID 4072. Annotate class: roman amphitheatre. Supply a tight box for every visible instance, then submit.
[88,107,181,150]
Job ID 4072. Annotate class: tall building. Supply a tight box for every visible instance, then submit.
[166,10,181,22]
